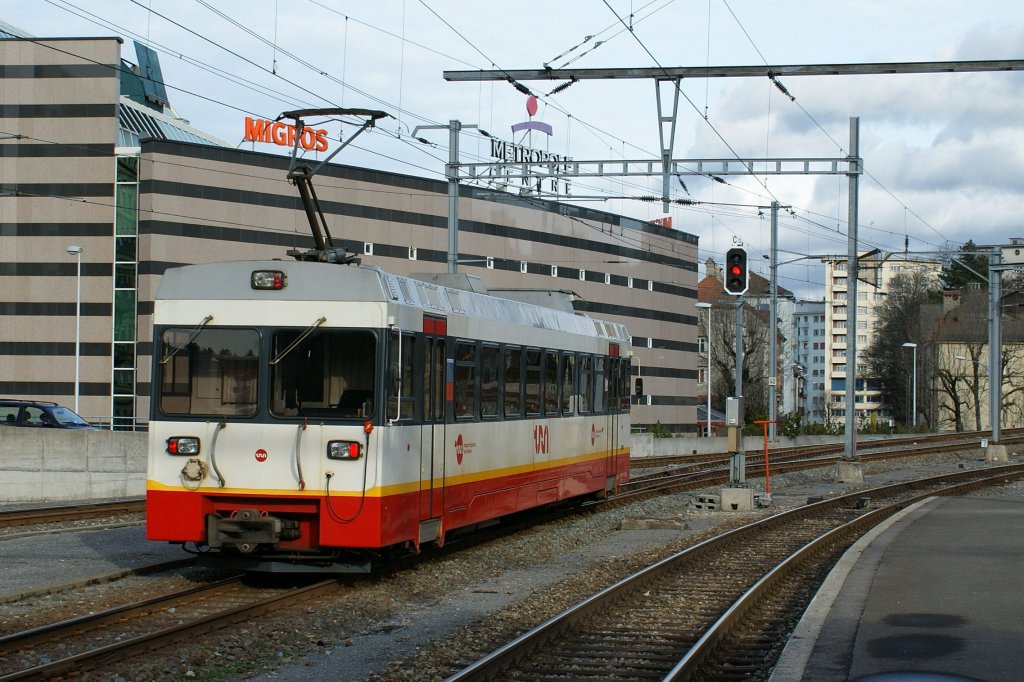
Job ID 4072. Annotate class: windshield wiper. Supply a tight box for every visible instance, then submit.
[160,315,213,365]
[270,316,327,366]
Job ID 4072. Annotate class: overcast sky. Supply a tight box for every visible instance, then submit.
[6,1,1024,297]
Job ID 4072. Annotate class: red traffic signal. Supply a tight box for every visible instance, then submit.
[724,247,749,295]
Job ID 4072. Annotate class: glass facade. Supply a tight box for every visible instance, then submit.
[113,154,139,429]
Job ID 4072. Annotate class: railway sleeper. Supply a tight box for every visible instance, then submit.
[205,509,301,553]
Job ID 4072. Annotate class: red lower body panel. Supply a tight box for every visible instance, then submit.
[146,452,629,553]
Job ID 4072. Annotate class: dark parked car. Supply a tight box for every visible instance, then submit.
[0,400,95,429]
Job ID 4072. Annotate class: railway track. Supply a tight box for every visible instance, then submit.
[621,430,1024,499]
[0,433,1013,679]
[630,427,1020,470]
[0,574,342,681]
[0,499,144,530]
[445,464,1024,681]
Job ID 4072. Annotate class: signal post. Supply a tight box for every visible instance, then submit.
[722,247,755,512]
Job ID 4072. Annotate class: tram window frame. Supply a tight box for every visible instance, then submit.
[524,348,542,417]
[157,326,260,418]
[609,358,623,414]
[593,356,606,414]
[428,338,446,422]
[560,352,574,415]
[387,330,416,422]
[504,345,523,419]
[269,329,377,420]
[454,340,477,421]
[542,350,559,416]
[480,343,501,420]
[619,358,631,411]
[578,354,592,414]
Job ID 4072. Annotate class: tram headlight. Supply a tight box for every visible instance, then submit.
[327,440,363,460]
[251,270,287,290]
[166,436,200,455]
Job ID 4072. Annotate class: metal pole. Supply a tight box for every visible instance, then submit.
[66,245,83,413]
[732,298,745,485]
[911,345,917,427]
[74,251,81,413]
[769,201,778,441]
[844,117,860,460]
[989,251,1002,442]
[706,307,712,438]
[735,299,744,398]
[447,120,461,274]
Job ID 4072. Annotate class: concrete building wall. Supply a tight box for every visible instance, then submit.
[0,37,122,422]
[135,140,701,431]
[1,35,703,434]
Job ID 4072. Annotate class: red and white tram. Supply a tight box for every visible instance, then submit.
[146,260,631,571]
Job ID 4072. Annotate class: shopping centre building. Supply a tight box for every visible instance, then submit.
[0,31,700,431]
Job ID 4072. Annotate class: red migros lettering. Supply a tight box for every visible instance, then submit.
[243,116,329,152]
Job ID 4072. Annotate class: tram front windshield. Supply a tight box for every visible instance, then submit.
[158,327,260,417]
[270,330,377,419]
[156,327,376,420]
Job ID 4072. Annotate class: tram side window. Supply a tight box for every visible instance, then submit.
[619,358,631,411]
[454,341,477,420]
[609,358,624,414]
[387,331,416,420]
[270,330,376,419]
[578,355,592,414]
[481,344,500,419]
[593,356,606,414]
[422,338,446,422]
[560,352,574,415]
[504,346,523,418]
[542,350,559,416]
[525,349,542,416]
[158,327,259,417]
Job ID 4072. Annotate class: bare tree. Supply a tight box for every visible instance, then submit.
[863,270,941,426]
[700,301,772,422]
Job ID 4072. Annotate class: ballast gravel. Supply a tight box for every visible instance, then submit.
[0,449,1016,682]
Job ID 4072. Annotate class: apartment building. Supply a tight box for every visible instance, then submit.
[792,300,827,423]
[822,254,942,425]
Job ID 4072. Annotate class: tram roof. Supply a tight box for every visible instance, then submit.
[156,260,630,343]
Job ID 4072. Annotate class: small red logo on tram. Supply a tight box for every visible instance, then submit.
[455,434,465,465]
[255,448,268,463]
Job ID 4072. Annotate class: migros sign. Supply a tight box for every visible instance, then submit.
[243,116,329,152]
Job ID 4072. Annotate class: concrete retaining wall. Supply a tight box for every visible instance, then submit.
[1,429,856,504]
[0,429,147,503]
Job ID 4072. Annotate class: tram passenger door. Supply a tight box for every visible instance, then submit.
[419,316,446,545]
[605,350,623,491]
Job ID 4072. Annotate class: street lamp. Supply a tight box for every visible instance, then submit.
[695,302,712,437]
[66,245,83,413]
[903,342,917,428]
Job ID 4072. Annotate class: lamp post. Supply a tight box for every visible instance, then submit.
[903,342,917,428]
[66,245,83,413]
[695,302,712,437]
